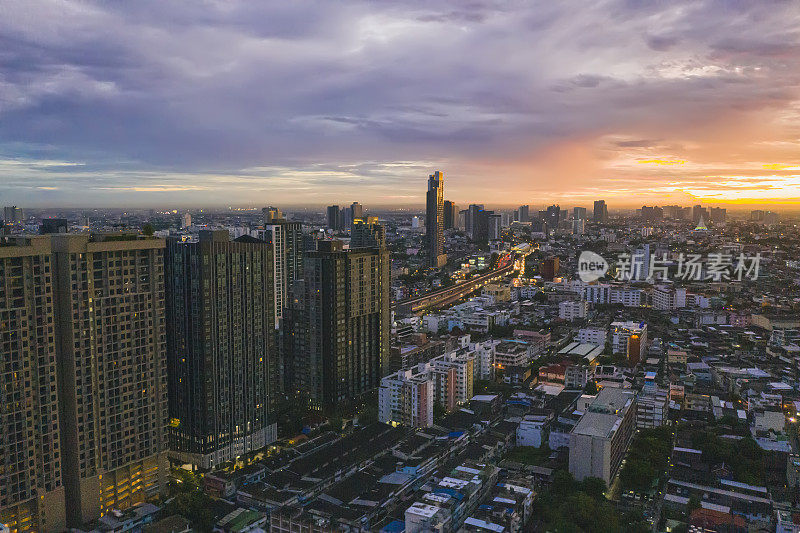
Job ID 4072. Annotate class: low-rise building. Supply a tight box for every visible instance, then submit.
[636,388,669,428]
[559,300,588,321]
[495,340,536,368]
[564,366,591,389]
[516,411,553,448]
[652,286,686,311]
[610,321,647,364]
[405,502,451,533]
[577,327,607,346]
[538,362,571,385]
[568,388,637,484]
[379,366,435,428]
[379,350,475,427]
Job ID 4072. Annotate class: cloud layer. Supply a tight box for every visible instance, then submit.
[2,0,800,207]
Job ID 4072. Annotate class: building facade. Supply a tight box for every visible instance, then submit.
[0,237,66,532]
[51,234,169,527]
[165,231,278,469]
[593,200,608,223]
[290,239,390,409]
[610,321,648,364]
[569,388,636,484]
[426,171,447,268]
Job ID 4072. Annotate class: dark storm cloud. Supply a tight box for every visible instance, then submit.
[1,0,799,205]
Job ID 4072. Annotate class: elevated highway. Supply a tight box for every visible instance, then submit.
[394,260,517,316]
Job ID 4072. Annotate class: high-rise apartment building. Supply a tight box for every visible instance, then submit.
[426,171,447,267]
[465,205,492,243]
[51,233,169,527]
[569,388,636,484]
[540,256,560,281]
[3,206,24,225]
[516,205,530,223]
[288,239,389,409]
[545,205,561,229]
[709,207,727,224]
[610,321,648,365]
[443,200,457,230]
[350,202,364,223]
[593,200,608,223]
[692,204,708,225]
[257,216,303,327]
[326,205,341,231]
[165,231,278,470]
[341,206,353,230]
[572,206,587,221]
[488,213,502,241]
[0,236,66,533]
[262,206,283,224]
[351,217,386,249]
[640,206,663,222]
[464,204,483,237]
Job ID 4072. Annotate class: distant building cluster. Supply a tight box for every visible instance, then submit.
[2,186,800,533]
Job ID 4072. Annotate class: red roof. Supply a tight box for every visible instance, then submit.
[689,508,746,529]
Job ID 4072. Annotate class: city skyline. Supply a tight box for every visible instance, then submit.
[2,1,800,208]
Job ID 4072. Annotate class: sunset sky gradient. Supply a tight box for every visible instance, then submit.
[2,0,800,208]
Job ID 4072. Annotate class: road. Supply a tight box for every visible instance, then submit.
[393,261,517,316]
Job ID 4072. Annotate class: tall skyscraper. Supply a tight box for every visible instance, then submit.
[262,206,283,224]
[466,204,488,242]
[692,204,708,225]
[288,239,389,409]
[593,200,608,223]
[351,217,386,249]
[326,205,341,231]
[488,213,503,241]
[257,214,304,327]
[341,206,353,230]
[350,202,364,222]
[545,205,561,229]
[640,206,663,223]
[517,205,530,223]
[165,230,278,470]
[443,200,457,230]
[572,206,587,221]
[0,236,66,533]
[709,207,727,224]
[51,233,168,526]
[426,171,447,267]
[3,206,24,225]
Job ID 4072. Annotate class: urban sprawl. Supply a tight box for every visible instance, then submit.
[2,173,800,533]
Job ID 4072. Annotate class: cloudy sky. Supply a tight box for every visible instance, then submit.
[2,0,800,208]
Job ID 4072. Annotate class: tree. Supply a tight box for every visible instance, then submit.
[620,460,656,493]
[142,223,155,236]
[433,402,446,422]
[164,490,215,532]
[580,477,607,500]
[550,470,577,496]
[687,494,701,515]
[584,380,598,395]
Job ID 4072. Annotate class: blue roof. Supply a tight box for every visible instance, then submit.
[435,488,465,501]
[380,521,406,533]
[506,399,531,406]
